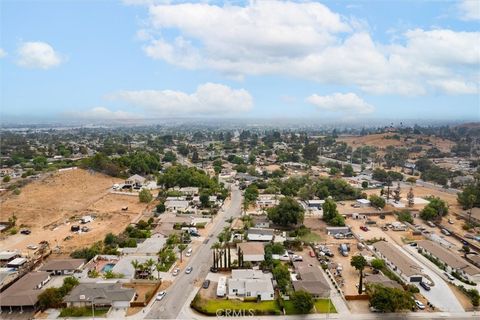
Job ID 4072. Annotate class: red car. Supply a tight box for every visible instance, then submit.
[309,251,315,257]
[360,226,369,232]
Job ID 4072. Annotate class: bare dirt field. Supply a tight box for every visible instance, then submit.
[0,169,149,254]
[337,133,455,155]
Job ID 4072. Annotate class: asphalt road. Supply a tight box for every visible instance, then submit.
[145,186,242,319]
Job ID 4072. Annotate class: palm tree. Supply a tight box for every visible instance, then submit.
[131,259,140,279]
[178,244,187,263]
[351,255,367,294]
[155,262,162,280]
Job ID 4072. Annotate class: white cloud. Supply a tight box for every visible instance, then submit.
[0,48,6,58]
[306,92,374,114]
[138,1,479,96]
[109,83,253,115]
[17,41,63,69]
[69,107,141,120]
[459,0,480,21]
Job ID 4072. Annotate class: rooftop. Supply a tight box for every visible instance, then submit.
[373,241,423,277]
[0,272,50,307]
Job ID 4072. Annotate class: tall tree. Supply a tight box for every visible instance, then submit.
[351,255,367,294]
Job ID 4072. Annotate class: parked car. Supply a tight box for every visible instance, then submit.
[292,255,303,262]
[360,226,369,232]
[186,248,193,257]
[20,229,31,235]
[202,280,211,289]
[415,300,425,310]
[448,219,454,224]
[81,226,90,232]
[309,251,315,257]
[172,268,180,276]
[427,221,436,227]
[26,244,38,250]
[209,267,218,273]
[70,225,80,232]
[156,291,166,301]
[444,272,455,281]
[441,229,451,236]
[185,266,193,274]
[419,281,431,291]
[410,242,418,247]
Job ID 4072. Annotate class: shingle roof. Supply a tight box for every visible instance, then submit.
[64,283,135,305]
[40,259,85,272]
[238,242,265,256]
[0,272,50,307]
[292,261,330,297]
[373,241,422,277]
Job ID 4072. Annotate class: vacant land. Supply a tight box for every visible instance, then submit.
[337,133,455,155]
[0,169,148,253]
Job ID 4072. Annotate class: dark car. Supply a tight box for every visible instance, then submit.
[210,267,218,273]
[20,229,31,235]
[71,225,80,232]
[202,280,211,289]
[419,281,431,291]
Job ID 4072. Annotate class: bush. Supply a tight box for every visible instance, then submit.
[2,176,11,182]
[139,189,153,203]
[290,290,314,314]
[397,210,413,223]
[369,194,386,208]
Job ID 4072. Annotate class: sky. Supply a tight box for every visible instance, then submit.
[1,0,479,123]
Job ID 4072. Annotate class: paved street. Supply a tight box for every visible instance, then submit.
[144,186,243,319]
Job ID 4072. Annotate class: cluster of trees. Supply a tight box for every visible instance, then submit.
[457,181,479,210]
[322,199,345,226]
[384,146,409,168]
[38,277,79,309]
[267,197,304,227]
[157,165,226,198]
[368,284,415,312]
[415,158,456,186]
[369,194,386,209]
[372,168,403,183]
[397,210,413,223]
[420,197,448,221]
[81,151,162,177]
[243,184,259,208]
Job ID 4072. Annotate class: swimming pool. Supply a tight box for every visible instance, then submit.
[101,263,116,273]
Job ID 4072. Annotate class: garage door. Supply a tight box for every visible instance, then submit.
[410,276,422,282]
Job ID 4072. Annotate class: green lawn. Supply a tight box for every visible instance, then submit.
[59,307,109,317]
[284,299,336,315]
[298,231,323,243]
[191,296,281,316]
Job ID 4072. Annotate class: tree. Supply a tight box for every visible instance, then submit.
[371,258,385,270]
[139,189,153,203]
[361,181,368,189]
[398,210,413,224]
[420,206,437,221]
[200,194,210,208]
[267,197,304,227]
[302,143,318,162]
[457,181,480,209]
[343,164,354,177]
[38,288,63,309]
[178,244,187,263]
[322,198,338,222]
[369,194,386,209]
[2,176,10,183]
[156,203,166,213]
[368,284,415,312]
[351,255,367,294]
[272,263,290,293]
[420,197,448,221]
[290,290,314,314]
[407,187,415,207]
[463,245,470,258]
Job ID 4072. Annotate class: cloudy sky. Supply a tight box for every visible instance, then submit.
[1,0,479,121]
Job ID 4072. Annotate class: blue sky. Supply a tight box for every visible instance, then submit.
[1,0,479,122]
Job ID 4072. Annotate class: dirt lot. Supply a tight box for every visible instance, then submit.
[337,133,455,155]
[0,169,149,254]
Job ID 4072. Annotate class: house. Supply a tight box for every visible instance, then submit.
[305,199,325,210]
[364,273,402,290]
[252,215,270,228]
[39,259,85,275]
[372,241,423,282]
[292,261,331,298]
[179,187,199,196]
[7,257,27,269]
[227,269,274,301]
[0,272,51,313]
[125,174,146,188]
[356,199,371,207]
[64,283,135,309]
[247,228,274,242]
[417,240,480,283]
[256,194,281,209]
[0,251,20,266]
[237,242,265,262]
[217,276,227,297]
[165,200,189,213]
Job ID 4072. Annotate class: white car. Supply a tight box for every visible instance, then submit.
[185,266,193,274]
[415,300,425,310]
[156,291,166,301]
[444,272,455,281]
[26,244,38,250]
[172,268,180,276]
[292,255,303,262]
[185,248,193,257]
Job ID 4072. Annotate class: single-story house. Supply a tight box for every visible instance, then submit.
[179,187,199,196]
[237,242,265,262]
[372,241,423,283]
[247,228,274,242]
[417,240,480,283]
[292,261,330,298]
[227,269,274,301]
[64,283,135,309]
[0,272,51,313]
[0,251,20,266]
[39,259,85,275]
[252,215,270,228]
[7,257,27,269]
[364,273,403,290]
[305,200,325,210]
[165,200,189,213]
[356,199,371,207]
[125,174,146,188]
